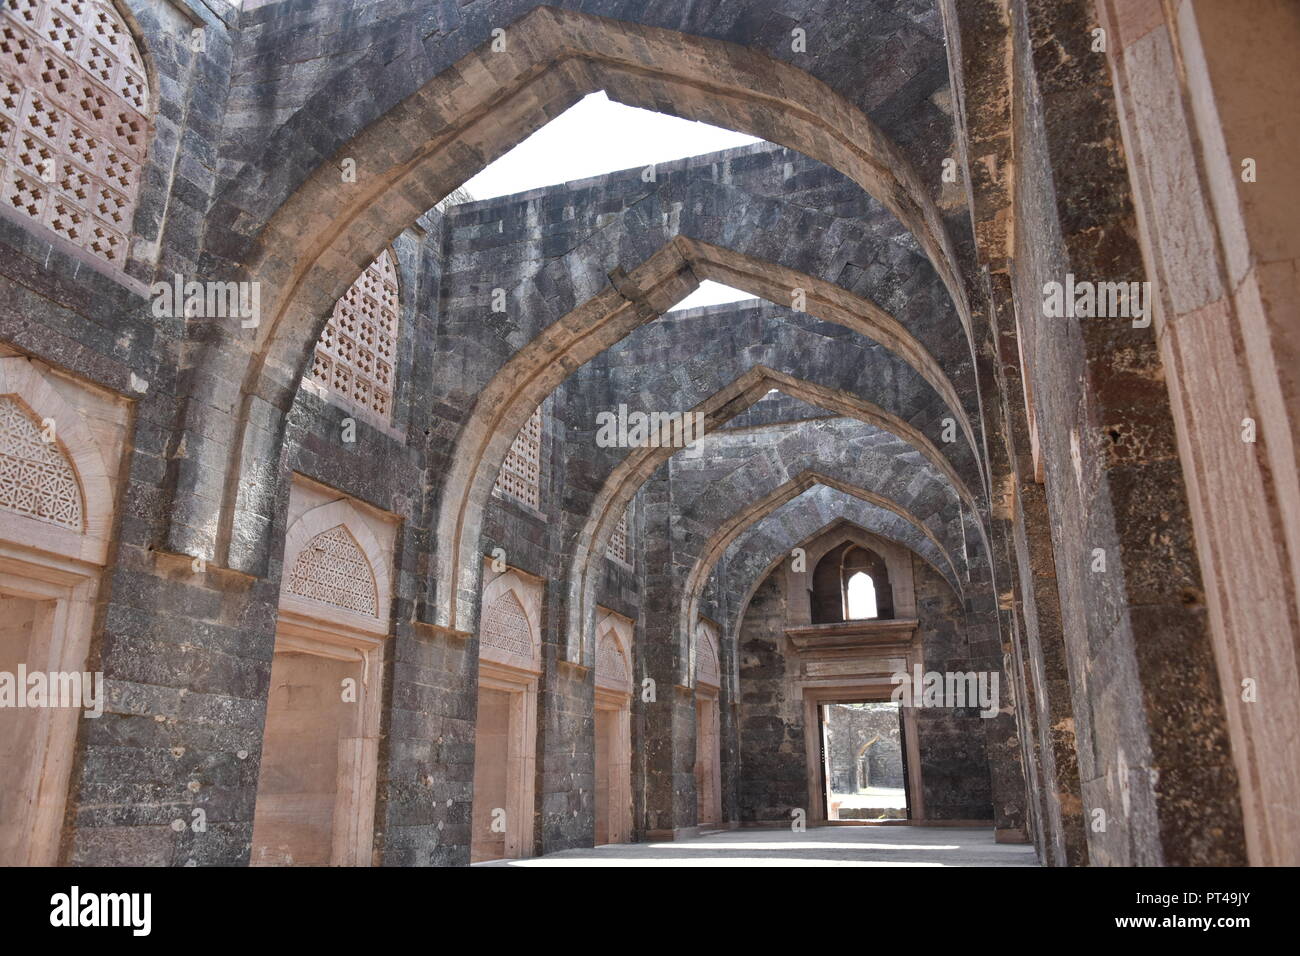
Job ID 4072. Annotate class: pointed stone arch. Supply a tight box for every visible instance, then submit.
[675,466,980,686]
[594,612,632,694]
[478,566,542,674]
[712,495,965,647]
[0,0,154,268]
[0,356,113,562]
[279,494,394,634]
[564,371,986,670]
[167,5,977,577]
[450,333,983,654]
[437,238,985,632]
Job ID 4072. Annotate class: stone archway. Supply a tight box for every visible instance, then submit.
[710,492,967,651]
[471,563,542,862]
[0,356,128,866]
[435,232,986,629]
[593,610,633,846]
[250,478,397,867]
[676,470,977,687]
[165,5,975,578]
[561,371,984,670]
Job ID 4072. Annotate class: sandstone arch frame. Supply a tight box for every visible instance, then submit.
[473,564,542,861]
[279,495,396,631]
[593,610,633,845]
[169,5,978,576]
[0,357,128,866]
[252,481,396,867]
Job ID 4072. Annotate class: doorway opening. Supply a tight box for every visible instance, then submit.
[593,614,633,845]
[470,668,539,863]
[819,701,908,822]
[0,591,58,864]
[695,687,722,828]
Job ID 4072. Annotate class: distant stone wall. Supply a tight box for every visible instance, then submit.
[824,704,903,792]
[735,546,993,824]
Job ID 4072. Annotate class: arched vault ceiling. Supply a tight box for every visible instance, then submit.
[702,485,965,644]
[565,414,985,666]
[563,300,983,498]
[175,3,975,582]
[434,234,990,633]
[440,174,975,414]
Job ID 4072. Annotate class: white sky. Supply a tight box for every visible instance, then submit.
[460,92,764,312]
[461,92,761,199]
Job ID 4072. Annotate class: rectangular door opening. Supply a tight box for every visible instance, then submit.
[820,701,909,822]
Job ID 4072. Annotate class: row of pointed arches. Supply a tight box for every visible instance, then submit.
[0,0,985,647]
[0,0,1014,866]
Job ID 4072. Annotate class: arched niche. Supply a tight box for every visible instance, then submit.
[472,560,542,862]
[593,609,633,846]
[810,542,895,624]
[0,354,127,866]
[252,478,397,866]
[478,565,542,675]
[694,617,723,829]
[792,528,918,629]
[278,492,395,637]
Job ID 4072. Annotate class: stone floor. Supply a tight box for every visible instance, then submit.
[480,826,1041,866]
[830,785,908,811]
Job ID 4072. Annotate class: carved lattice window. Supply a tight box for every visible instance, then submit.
[696,622,719,687]
[605,507,628,564]
[481,589,533,666]
[0,0,149,266]
[307,249,399,422]
[595,630,628,688]
[286,524,378,616]
[0,395,83,529]
[495,405,541,510]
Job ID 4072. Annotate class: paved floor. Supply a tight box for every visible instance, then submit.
[830,785,908,809]
[481,826,1040,866]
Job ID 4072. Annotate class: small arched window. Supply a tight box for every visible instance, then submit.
[605,505,630,565]
[1,0,150,267]
[495,405,542,510]
[810,541,894,624]
[307,248,400,423]
[286,524,378,617]
[844,570,877,620]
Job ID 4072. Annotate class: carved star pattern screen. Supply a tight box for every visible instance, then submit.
[0,0,149,266]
